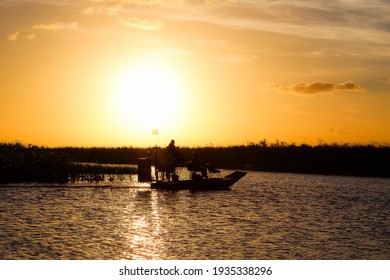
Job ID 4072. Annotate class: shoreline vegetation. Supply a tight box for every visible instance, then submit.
[1,141,389,183]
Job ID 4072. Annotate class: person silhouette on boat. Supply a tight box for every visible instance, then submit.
[167,139,184,164]
[163,139,182,181]
[167,139,177,157]
[190,151,208,179]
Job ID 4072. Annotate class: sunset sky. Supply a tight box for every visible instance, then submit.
[1,0,390,147]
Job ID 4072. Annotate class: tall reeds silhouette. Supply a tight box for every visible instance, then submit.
[179,142,390,178]
[1,141,389,183]
[0,142,69,183]
[0,143,138,183]
[59,141,390,178]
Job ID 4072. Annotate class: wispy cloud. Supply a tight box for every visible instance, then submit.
[82,4,123,16]
[88,0,165,6]
[166,0,390,44]
[120,17,163,30]
[330,128,349,136]
[7,31,19,41]
[32,22,79,31]
[267,81,365,95]
[6,31,35,41]
[121,0,164,5]
[26,33,36,40]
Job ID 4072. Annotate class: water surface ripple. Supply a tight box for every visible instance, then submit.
[1,171,389,259]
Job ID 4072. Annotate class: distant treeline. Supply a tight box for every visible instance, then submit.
[1,141,390,183]
[58,141,390,178]
[188,142,390,178]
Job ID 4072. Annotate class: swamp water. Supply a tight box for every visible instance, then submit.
[1,171,389,259]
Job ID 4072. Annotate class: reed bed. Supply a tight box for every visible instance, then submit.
[0,143,137,183]
[58,141,390,178]
[1,141,390,183]
[0,143,69,183]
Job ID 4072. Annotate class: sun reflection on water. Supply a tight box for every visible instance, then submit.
[120,190,166,259]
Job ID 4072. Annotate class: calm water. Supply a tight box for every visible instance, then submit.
[1,171,390,260]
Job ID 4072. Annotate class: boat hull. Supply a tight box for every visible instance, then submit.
[151,171,246,191]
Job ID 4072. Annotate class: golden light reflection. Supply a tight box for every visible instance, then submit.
[120,190,166,259]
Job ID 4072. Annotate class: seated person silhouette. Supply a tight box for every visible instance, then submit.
[190,152,207,179]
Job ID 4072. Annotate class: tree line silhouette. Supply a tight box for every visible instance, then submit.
[1,141,389,183]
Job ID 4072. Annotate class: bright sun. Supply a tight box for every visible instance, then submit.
[111,63,184,135]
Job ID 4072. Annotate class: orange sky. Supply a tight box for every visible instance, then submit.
[1,0,390,147]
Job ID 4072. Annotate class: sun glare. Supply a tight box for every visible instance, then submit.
[111,63,185,135]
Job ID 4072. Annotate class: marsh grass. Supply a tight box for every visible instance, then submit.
[68,162,136,182]
[59,141,390,178]
[188,142,390,178]
[1,141,390,183]
[0,142,69,183]
[0,143,137,183]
